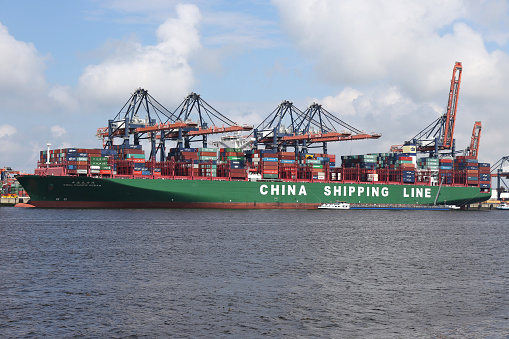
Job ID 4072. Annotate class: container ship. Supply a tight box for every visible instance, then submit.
[17,63,492,209]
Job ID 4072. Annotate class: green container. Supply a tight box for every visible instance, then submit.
[313,164,323,169]
[227,156,244,161]
[126,154,145,159]
[306,159,321,164]
[199,156,218,161]
[199,148,217,152]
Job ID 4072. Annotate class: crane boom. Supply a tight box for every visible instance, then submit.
[443,61,462,149]
[467,121,482,159]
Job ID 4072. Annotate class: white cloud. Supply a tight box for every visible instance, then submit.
[50,125,67,138]
[48,85,79,112]
[273,0,509,165]
[0,22,49,106]
[318,87,363,116]
[77,3,201,107]
[0,124,17,138]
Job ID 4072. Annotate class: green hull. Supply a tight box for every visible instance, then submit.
[17,175,491,209]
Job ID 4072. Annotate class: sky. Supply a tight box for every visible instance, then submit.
[1,0,509,172]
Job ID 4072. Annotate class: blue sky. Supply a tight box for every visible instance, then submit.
[1,0,509,172]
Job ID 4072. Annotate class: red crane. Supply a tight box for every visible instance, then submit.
[466,121,482,159]
[391,62,463,155]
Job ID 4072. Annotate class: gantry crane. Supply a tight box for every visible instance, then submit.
[97,89,252,161]
[252,100,381,155]
[491,156,509,200]
[391,62,463,156]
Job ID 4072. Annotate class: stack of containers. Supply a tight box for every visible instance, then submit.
[122,148,146,176]
[341,153,377,169]
[168,147,198,161]
[417,157,439,171]
[478,162,491,189]
[198,147,218,177]
[439,157,454,184]
[397,146,417,183]
[397,157,414,183]
[90,156,111,175]
[455,156,479,186]
[260,149,279,179]
[76,150,89,175]
[302,154,325,180]
[220,148,244,162]
[65,148,78,174]
[198,148,217,161]
[278,151,297,180]
[229,160,245,179]
[359,154,377,169]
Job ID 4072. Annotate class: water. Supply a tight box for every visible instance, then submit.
[1,207,509,338]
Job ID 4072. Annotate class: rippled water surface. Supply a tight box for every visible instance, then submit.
[1,207,509,338]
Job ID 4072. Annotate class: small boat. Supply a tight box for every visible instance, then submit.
[496,202,509,210]
[318,201,351,210]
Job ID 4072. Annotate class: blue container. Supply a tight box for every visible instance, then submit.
[480,183,491,188]
[440,165,453,170]
[123,144,142,149]
[479,163,490,167]
[280,159,295,164]
[78,153,88,157]
[101,149,118,156]
[179,147,197,152]
[141,170,151,175]
[67,156,77,161]
[263,157,279,162]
